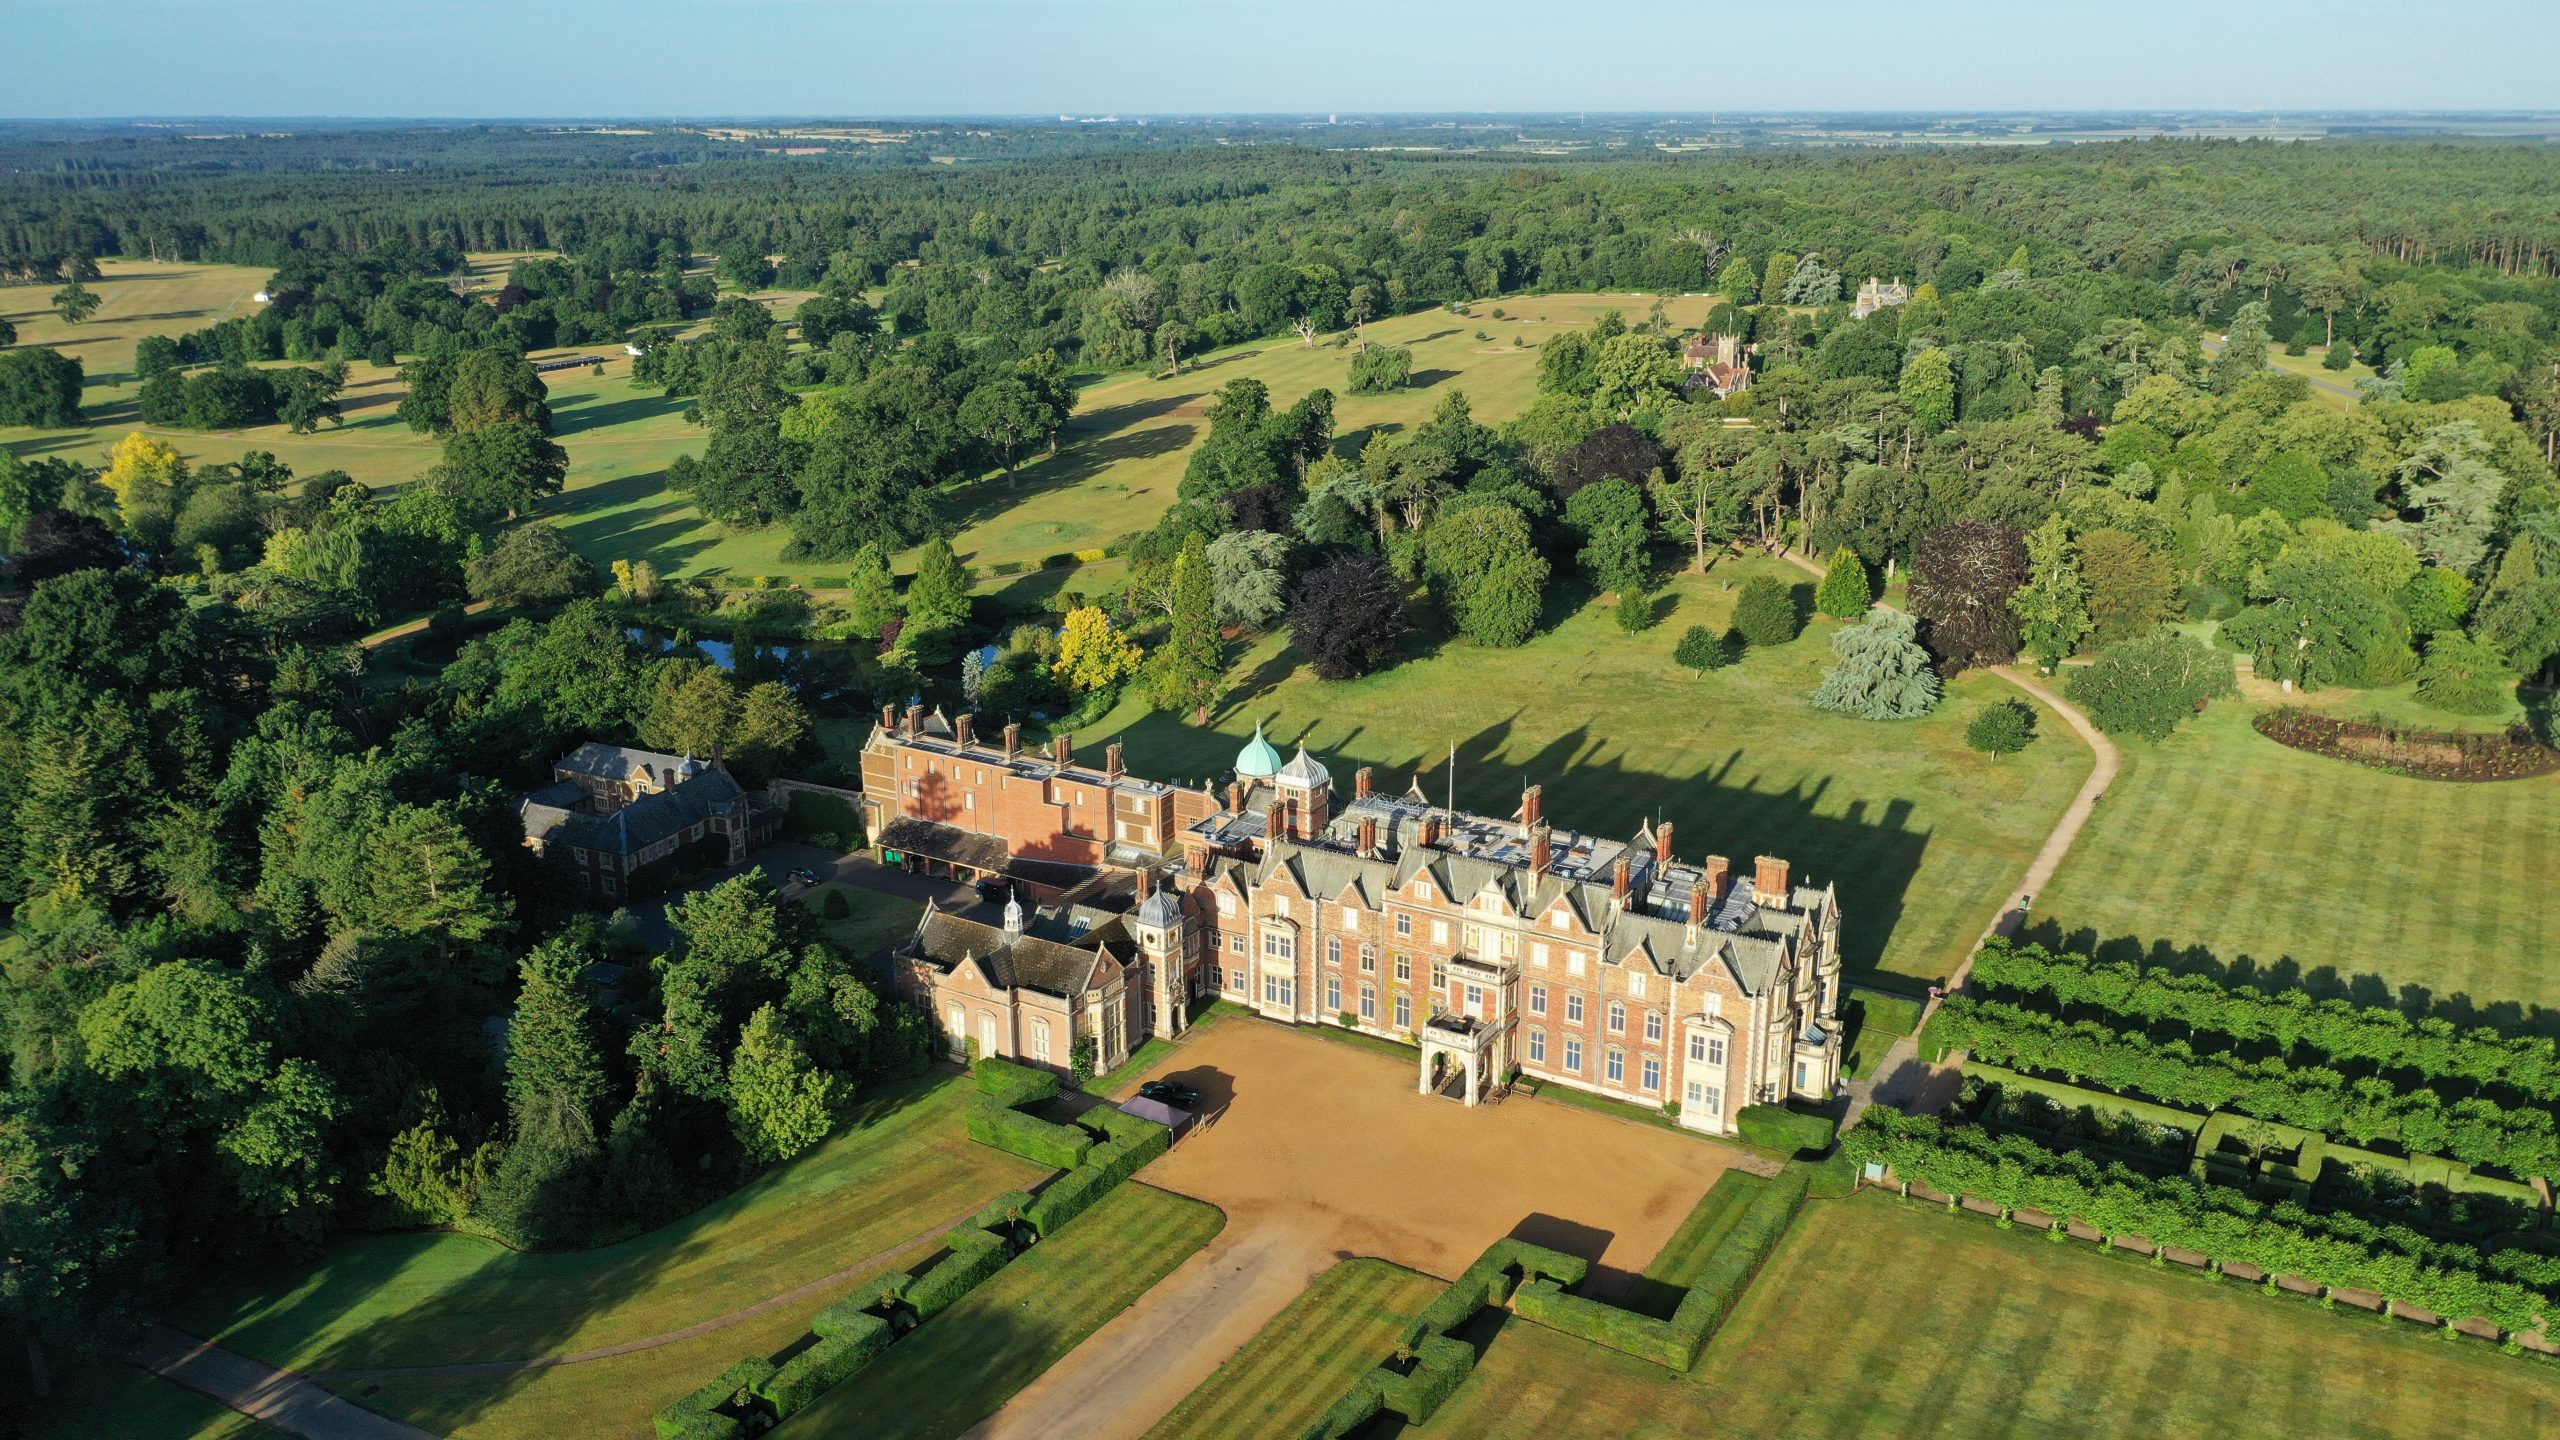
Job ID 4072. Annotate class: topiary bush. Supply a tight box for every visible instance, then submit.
[1674,624,1733,674]
[1514,1278,1685,1365]
[1815,548,1873,618]
[1736,1104,1837,1156]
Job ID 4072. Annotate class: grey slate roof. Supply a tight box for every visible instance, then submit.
[556,742,706,788]
[522,768,746,857]
[903,907,1116,999]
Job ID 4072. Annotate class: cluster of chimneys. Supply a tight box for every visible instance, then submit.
[881,703,1124,779]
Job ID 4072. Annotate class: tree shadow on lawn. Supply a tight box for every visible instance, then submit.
[937,421,1198,540]
[550,388,690,437]
[2017,919,2560,1043]
[1102,705,1931,979]
[180,1071,954,1435]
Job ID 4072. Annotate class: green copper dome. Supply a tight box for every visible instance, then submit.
[1234,722,1283,779]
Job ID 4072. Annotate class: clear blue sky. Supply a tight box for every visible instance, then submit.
[12,0,2556,118]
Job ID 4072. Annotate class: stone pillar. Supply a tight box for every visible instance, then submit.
[1464,1050,1479,1107]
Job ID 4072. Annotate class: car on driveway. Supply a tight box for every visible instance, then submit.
[786,867,822,887]
[1138,1079,1200,1110]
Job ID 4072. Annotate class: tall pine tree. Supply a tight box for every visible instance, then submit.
[1146,533,1222,723]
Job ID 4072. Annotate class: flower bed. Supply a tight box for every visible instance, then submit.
[2252,707,2559,782]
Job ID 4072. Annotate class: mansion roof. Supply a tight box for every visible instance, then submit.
[520,767,749,858]
[903,906,1124,1000]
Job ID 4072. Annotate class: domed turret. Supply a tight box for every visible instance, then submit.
[1234,722,1283,780]
[1273,745,1332,840]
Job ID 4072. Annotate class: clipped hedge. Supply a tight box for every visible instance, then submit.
[653,1357,776,1440]
[1297,1372,1386,1440]
[972,1056,1060,1108]
[1396,1237,1588,1351]
[1660,1165,1812,1368]
[1513,1279,1683,1366]
[962,1189,1037,1250]
[812,1270,910,1338]
[910,1226,1010,1322]
[1736,1104,1838,1156]
[968,1102,1093,1170]
[1378,1334,1475,1423]
[756,1316,894,1420]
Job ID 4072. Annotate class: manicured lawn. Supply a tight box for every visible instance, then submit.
[1140,1258,1443,1440]
[2033,698,2560,1020]
[25,1363,276,1440]
[1627,1170,1770,1311]
[782,1182,1224,1440]
[174,1070,1044,1374]
[1843,985,1927,1081]
[810,885,926,961]
[1422,1190,2560,1438]
[1079,557,2092,985]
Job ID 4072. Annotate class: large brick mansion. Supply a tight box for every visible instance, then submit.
[860,707,1844,1137]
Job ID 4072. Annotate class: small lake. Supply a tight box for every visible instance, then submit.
[627,625,874,701]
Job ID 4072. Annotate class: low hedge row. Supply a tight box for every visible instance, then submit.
[652,1357,776,1440]
[756,1314,894,1420]
[911,1225,1012,1322]
[1297,1238,1587,1438]
[969,1103,1094,1169]
[1027,1122,1168,1237]
[1376,1333,1476,1423]
[1513,1280,1686,1366]
[1304,1373,1385,1440]
[1396,1237,1586,1351]
[1736,1104,1838,1156]
[813,1270,911,1338]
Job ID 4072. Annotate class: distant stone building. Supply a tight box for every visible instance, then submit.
[1853,276,1913,321]
[865,713,1844,1134]
[1681,332,1753,399]
[519,742,779,900]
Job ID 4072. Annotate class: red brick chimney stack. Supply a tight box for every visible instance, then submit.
[1520,783,1543,836]
[1358,815,1379,856]
[1656,822,1675,863]
[1355,766,1374,801]
[1754,855,1789,900]
[1105,742,1125,780]
[1052,734,1072,766]
[1530,823,1553,875]
[1137,868,1153,900]
[954,713,974,749]
[1003,722,1022,761]
[1227,780,1245,814]
[1612,854,1632,904]
[881,702,898,731]
[1688,880,1710,933]
[1703,855,1731,898]
[903,704,923,738]
[1421,813,1445,848]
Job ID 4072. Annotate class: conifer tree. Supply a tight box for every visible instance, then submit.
[842,541,901,639]
[1815,548,1873,618]
[1729,575,1802,648]
[1811,610,1942,719]
[1146,533,1222,723]
[728,1005,841,1165]
[506,938,611,1144]
[1673,624,1732,673]
[905,537,973,635]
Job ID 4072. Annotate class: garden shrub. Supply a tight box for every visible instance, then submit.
[1673,624,1733,673]
[972,1055,1060,1107]
[1378,1334,1475,1423]
[1737,1104,1838,1156]
[812,1270,910,1337]
[908,1227,1010,1321]
[821,888,852,920]
[1296,1372,1386,1440]
[781,789,864,849]
[1730,575,1804,647]
[755,1317,893,1420]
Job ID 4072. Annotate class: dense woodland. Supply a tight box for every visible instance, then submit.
[4,127,2560,1405]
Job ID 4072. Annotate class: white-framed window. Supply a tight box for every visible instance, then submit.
[1326,936,1342,967]
[1689,1033,1706,1063]
[963,792,975,811]
[1464,983,1483,1010]
[1796,1060,1811,1091]
[1645,1011,1663,1043]
[1218,892,1237,915]
[1708,1035,1727,1067]
[1566,993,1585,1024]
[1430,959,1447,989]
[1228,967,1245,992]
[1229,933,1248,955]
[1606,1048,1626,1084]
[1686,1080,1705,1111]
[1361,944,1377,973]
[1395,953,1411,981]
[1431,920,1450,946]
[1341,905,1359,927]
[1549,908,1570,931]
[1629,972,1648,999]
[1567,951,1587,977]
[1531,941,1550,968]
[1031,1019,1052,1064]
[1564,1038,1583,1073]
[1395,913,1413,937]
[1414,880,1433,901]
[1529,1028,1547,1063]
[1608,1001,1626,1034]
[1360,984,1378,1020]
[1705,992,1722,1019]
[1394,991,1411,1028]
[1264,973,1295,1009]
[1262,929,1295,961]
[1327,974,1343,1011]
[1529,984,1547,1016]
[1274,895,1291,916]
[1703,1083,1723,1115]
[1642,1055,1662,1092]
[979,1013,997,1057]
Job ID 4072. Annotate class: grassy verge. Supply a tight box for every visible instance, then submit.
[1620,1170,1774,1317]
[782,1182,1224,1440]
[1422,1188,2560,1437]
[2034,700,2560,1020]
[173,1070,1044,1374]
[24,1363,277,1440]
[812,887,927,962]
[1140,1258,1444,1440]
[1843,985,1927,1081]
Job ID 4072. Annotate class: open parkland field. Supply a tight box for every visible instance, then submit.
[16,258,2560,1439]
